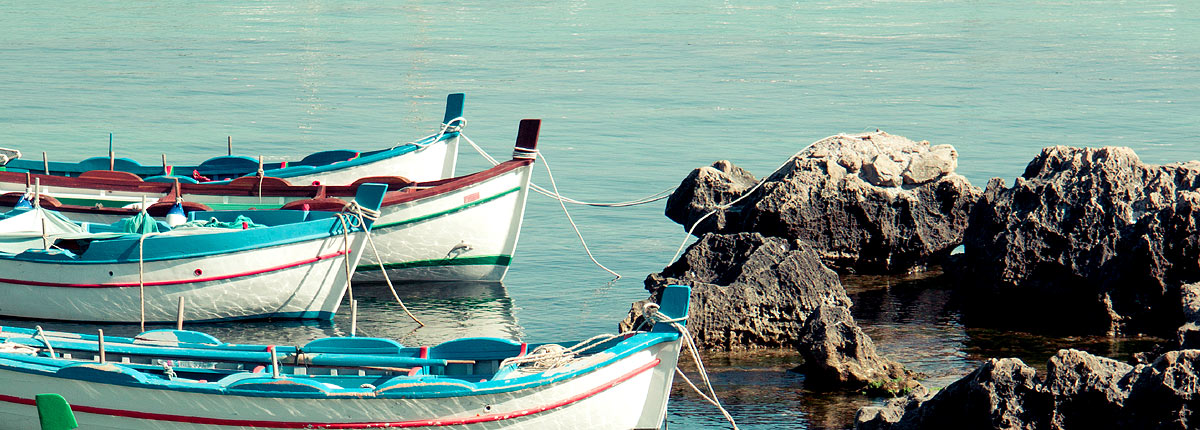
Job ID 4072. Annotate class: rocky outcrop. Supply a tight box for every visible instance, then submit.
[856,349,1200,430]
[664,160,758,233]
[962,146,1200,335]
[664,131,981,273]
[797,304,916,390]
[644,232,848,350]
[644,232,915,390]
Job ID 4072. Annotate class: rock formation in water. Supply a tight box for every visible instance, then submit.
[961,146,1200,335]
[664,160,758,234]
[665,131,980,274]
[642,232,916,389]
[856,348,1200,430]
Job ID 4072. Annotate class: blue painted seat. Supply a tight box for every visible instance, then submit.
[296,150,359,167]
[225,376,337,394]
[56,362,150,385]
[373,375,477,395]
[428,337,523,361]
[303,337,404,355]
[196,156,259,175]
[134,329,223,346]
[78,157,144,173]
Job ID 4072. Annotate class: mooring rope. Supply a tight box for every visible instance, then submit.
[395,117,466,150]
[665,133,851,266]
[461,133,675,207]
[341,202,424,327]
[643,303,740,430]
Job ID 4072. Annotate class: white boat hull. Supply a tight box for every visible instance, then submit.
[0,232,367,323]
[0,342,679,429]
[355,162,533,282]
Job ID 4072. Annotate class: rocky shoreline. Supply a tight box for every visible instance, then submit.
[643,131,1200,429]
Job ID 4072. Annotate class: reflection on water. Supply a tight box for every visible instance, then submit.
[0,281,521,348]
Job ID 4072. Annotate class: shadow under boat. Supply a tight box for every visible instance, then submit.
[0,281,521,349]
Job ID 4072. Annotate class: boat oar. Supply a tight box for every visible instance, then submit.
[35,393,78,430]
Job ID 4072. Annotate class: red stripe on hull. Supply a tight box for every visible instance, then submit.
[0,250,349,288]
[0,358,661,428]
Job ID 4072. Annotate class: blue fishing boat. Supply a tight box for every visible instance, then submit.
[0,285,691,429]
[0,183,388,323]
[0,94,466,185]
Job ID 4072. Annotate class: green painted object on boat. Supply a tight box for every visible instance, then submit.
[35,393,78,430]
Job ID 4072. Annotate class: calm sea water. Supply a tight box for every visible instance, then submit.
[2,1,1197,428]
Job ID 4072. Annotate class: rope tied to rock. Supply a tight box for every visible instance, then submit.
[666,133,857,266]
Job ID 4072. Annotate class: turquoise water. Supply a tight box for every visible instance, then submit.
[2,1,1198,428]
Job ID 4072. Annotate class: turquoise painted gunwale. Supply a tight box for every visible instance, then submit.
[2,132,458,182]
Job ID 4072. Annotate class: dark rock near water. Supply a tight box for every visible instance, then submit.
[664,131,980,274]
[796,304,915,390]
[1121,350,1200,429]
[856,349,1200,430]
[664,160,758,234]
[644,232,848,351]
[961,146,1200,336]
[1044,349,1132,429]
[643,231,916,389]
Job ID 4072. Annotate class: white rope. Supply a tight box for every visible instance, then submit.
[461,134,675,207]
[395,117,466,149]
[342,202,424,327]
[538,152,621,279]
[666,133,857,266]
[644,303,740,430]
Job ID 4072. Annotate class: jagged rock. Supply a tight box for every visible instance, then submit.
[962,146,1200,335]
[902,147,956,185]
[856,349,1200,430]
[855,386,931,430]
[856,358,1051,429]
[797,304,915,389]
[644,232,915,390]
[1121,350,1200,429]
[702,131,981,273]
[1178,283,1200,349]
[664,160,758,234]
[862,154,903,187]
[644,232,849,350]
[1044,349,1132,429]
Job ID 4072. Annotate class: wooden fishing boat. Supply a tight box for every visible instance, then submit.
[0,119,542,283]
[0,94,465,185]
[0,183,389,323]
[0,285,691,429]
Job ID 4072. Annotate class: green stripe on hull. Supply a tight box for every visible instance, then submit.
[358,255,512,271]
[372,186,521,230]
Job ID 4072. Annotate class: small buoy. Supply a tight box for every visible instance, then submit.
[242,221,249,230]
[165,202,187,227]
[14,195,33,210]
